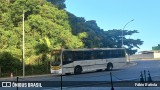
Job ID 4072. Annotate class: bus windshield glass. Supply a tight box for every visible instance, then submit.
[51,50,61,66]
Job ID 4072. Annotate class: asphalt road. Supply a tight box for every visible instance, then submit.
[1,60,160,90]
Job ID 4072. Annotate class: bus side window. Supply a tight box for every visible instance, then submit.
[112,50,120,58]
[103,50,107,59]
[72,52,75,61]
[114,50,125,58]
[109,50,113,58]
[120,50,125,57]
[104,50,111,58]
[93,50,104,59]
[73,51,83,61]
[83,51,91,60]
[63,51,72,61]
[99,51,104,59]
[113,50,118,58]
[117,50,121,58]
[91,51,94,59]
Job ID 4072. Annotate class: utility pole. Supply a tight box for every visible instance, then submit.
[22,10,25,77]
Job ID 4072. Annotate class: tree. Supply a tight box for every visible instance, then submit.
[104,29,144,54]
[47,0,66,9]
[67,12,143,54]
[0,52,21,72]
[152,44,160,50]
[0,0,84,65]
[67,12,105,48]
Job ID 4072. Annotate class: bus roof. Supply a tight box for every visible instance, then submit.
[61,48,125,51]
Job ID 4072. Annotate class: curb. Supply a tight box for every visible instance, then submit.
[0,74,53,80]
[130,59,160,61]
[123,61,137,68]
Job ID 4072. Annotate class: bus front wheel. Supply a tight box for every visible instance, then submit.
[74,66,82,74]
[106,63,113,71]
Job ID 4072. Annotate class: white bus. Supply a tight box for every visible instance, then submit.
[50,48,127,75]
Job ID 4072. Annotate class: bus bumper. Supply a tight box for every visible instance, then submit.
[51,69,62,74]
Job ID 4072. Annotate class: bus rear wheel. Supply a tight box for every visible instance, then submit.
[106,63,113,71]
[74,66,82,74]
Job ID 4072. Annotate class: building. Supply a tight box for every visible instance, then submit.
[130,50,160,60]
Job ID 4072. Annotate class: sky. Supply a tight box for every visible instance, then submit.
[65,0,160,52]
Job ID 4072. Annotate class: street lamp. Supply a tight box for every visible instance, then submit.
[122,19,134,48]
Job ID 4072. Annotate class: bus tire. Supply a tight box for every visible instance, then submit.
[74,66,82,74]
[107,63,113,71]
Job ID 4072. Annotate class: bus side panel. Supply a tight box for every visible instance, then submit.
[73,60,88,72]
[74,59,107,72]
[107,57,127,69]
[85,59,97,71]
[93,59,107,70]
[62,63,74,74]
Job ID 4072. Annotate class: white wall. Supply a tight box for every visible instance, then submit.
[130,53,154,60]
[154,53,160,58]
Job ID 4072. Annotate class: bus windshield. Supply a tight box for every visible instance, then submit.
[51,50,61,66]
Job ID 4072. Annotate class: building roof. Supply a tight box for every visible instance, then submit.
[140,50,160,54]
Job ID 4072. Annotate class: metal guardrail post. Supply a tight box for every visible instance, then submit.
[61,74,62,90]
[110,72,114,90]
[17,77,19,90]
[144,70,146,83]
[140,71,144,82]
[147,70,152,82]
